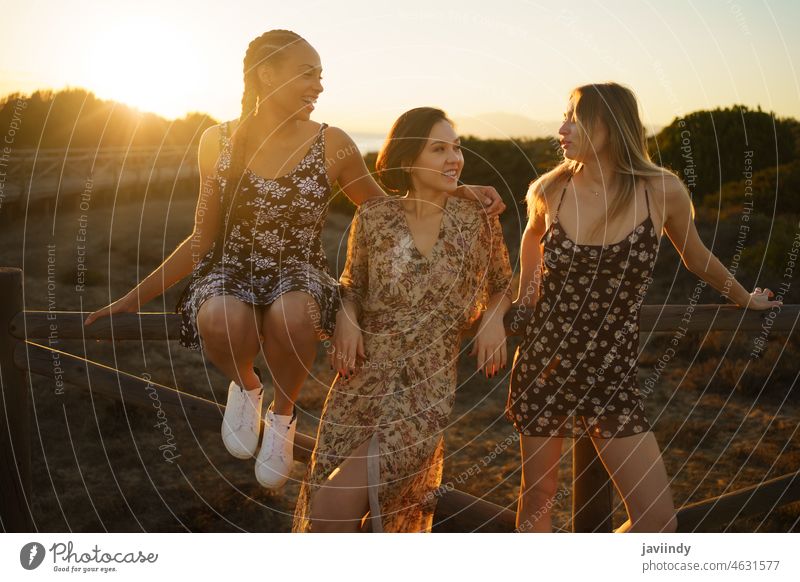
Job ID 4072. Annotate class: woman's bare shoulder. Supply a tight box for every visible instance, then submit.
[323,124,362,155]
[197,122,234,173]
[642,171,685,197]
[537,171,571,209]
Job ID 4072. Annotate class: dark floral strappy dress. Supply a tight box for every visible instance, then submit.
[175,121,339,351]
[506,177,660,438]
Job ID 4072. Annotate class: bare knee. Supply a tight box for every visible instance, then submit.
[197,298,260,351]
[263,293,319,346]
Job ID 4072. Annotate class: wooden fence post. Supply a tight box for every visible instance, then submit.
[572,434,614,532]
[0,267,33,531]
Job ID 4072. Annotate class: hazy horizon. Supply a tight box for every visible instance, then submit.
[0,84,682,148]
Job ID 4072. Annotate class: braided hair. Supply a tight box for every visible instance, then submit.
[212,29,307,266]
[175,30,307,316]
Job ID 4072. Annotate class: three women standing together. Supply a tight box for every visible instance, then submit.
[84,29,783,533]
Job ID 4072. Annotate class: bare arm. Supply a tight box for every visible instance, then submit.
[473,291,513,377]
[472,213,514,376]
[325,126,506,214]
[326,127,387,206]
[331,202,370,379]
[84,125,224,324]
[515,184,547,309]
[660,174,782,310]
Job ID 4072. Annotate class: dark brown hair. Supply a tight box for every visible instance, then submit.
[375,107,454,192]
[176,30,309,308]
[218,30,306,250]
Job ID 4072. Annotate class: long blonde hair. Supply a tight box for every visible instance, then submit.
[528,82,674,239]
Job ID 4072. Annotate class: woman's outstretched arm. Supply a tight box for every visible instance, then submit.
[658,173,783,310]
[84,125,224,325]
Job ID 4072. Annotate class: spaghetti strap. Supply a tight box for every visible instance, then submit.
[553,173,571,221]
[309,122,328,153]
[555,186,567,215]
[507,170,659,440]
[175,118,339,352]
[644,186,651,219]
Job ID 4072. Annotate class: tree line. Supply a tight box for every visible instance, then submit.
[0,88,215,150]
[2,88,797,301]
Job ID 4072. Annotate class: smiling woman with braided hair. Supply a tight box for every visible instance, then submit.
[83,30,506,491]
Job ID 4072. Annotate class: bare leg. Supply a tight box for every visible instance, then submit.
[260,291,320,415]
[197,295,263,391]
[517,435,564,533]
[591,431,678,533]
[308,437,372,532]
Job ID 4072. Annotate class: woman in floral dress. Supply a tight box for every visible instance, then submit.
[507,82,783,533]
[293,108,513,532]
[83,31,505,491]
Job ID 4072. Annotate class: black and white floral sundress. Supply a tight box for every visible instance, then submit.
[506,176,660,438]
[175,121,339,351]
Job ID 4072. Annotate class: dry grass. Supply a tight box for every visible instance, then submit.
[2,193,797,532]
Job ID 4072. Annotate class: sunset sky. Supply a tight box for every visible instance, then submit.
[1,0,798,138]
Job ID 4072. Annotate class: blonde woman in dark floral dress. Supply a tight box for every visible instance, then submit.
[84,31,506,491]
[507,82,783,533]
[293,108,513,532]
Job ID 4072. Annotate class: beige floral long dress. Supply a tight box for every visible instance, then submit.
[292,196,512,532]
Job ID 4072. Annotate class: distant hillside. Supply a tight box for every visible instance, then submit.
[453,112,561,140]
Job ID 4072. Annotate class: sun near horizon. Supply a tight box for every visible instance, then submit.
[0,0,798,138]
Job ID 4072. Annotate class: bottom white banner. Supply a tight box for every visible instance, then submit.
[1,533,797,581]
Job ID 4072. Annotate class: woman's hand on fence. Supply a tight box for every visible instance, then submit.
[330,309,366,382]
[740,287,783,310]
[83,294,139,326]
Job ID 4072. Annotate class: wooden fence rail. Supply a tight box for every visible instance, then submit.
[2,266,798,532]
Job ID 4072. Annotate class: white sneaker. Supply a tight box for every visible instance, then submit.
[255,404,297,490]
[221,368,264,459]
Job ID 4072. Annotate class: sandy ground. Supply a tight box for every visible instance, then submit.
[2,192,797,532]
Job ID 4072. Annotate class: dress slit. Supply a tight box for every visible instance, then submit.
[366,432,384,533]
[292,196,513,532]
